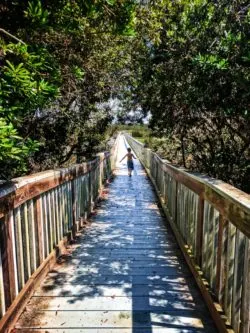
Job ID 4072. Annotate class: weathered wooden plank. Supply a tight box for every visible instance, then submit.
[0,155,110,218]
[7,212,18,302]
[88,172,92,214]
[14,208,25,292]
[216,215,225,295]
[76,178,80,219]
[0,235,73,333]
[36,279,197,295]
[231,230,246,332]
[79,234,177,242]
[201,201,209,281]
[13,136,218,333]
[0,213,17,308]
[57,186,63,240]
[240,238,250,333]
[62,184,68,236]
[126,134,250,238]
[202,202,219,293]
[55,257,186,267]
[22,203,31,282]
[12,328,215,333]
[205,186,250,239]
[74,244,179,250]
[218,220,229,306]
[35,196,44,265]
[25,295,207,311]
[71,178,77,237]
[67,181,73,229]
[27,200,37,274]
[196,197,204,265]
[42,275,190,287]
[47,192,53,253]
[50,189,57,247]
[42,194,49,258]
[0,148,116,331]
[16,310,213,329]
[162,164,205,196]
[224,222,237,324]
[54,187,60,247]
[71,253,183,262]
[0,218,11,311]
[126,136,233,332]
[211,207,219,293]
[82,176,87,216]
[75,247,181,255]
[0,247,5,318]
[46,265,190,277]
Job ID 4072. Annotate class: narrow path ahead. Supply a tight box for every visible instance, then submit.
[15,136,217,332]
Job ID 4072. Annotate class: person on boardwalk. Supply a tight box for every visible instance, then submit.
[120,147,136,176]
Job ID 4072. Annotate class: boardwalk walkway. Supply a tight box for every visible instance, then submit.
[14,137,217,332]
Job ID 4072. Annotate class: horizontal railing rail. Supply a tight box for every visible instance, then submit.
[125,133,250,333]
[0,134,119,332]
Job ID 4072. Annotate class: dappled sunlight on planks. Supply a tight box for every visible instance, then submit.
[14,135,218,332]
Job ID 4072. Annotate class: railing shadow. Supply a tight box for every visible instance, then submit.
[35,166,217,332]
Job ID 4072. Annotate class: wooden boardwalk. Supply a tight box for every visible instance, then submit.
[14,138,218,332]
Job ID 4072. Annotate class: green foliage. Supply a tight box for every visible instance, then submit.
[72,66,85,81]
[24,0,49,27]
[0,118,40,177]
[1,0,249,193]
[131,130,143,138]
[0,0,137,179]
[0,41,60,116]
[193,54,229,70]
[117,0,250,192]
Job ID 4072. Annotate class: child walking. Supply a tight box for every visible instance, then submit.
[120,148,137,177]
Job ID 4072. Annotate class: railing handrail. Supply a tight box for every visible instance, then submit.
[126,133,250,333]
[126,134,250,238]
[0,152,111,218]
[0,134,119,332]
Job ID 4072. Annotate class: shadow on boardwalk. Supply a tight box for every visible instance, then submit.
[14,138,218,333]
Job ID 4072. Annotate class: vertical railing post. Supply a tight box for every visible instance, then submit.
[88,163,92,215]
[1,212,17,307]
[196,196,204,266]
[216,215,224,295]
[174,180,179,226]
[71,169,77,237]
[0,248,5,318]
[99,155,103,189]
[34,197,44,266]
[240,238,250,333]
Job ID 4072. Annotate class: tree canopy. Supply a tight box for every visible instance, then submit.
[0,0,249,191]
[0,0,136,178]
[118,0,250,192]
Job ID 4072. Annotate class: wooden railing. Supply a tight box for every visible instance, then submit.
[0,135,119,332]
[126,134,250,333]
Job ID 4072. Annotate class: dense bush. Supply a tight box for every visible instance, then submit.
[119,0,250,193]
[0,0,137,179]
[131,130,143,137]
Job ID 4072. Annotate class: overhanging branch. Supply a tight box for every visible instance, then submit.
[0,28,26,45]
